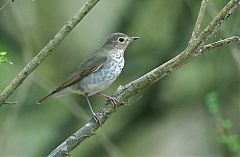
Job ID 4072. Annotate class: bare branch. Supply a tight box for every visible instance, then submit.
[0,0,14,13]
[3,101,16,105]
[0,0,100,106]
[47,0,240,156]
[203,36,240,52]
[189,0,208,44]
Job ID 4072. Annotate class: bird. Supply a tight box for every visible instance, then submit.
[37,32,139,124]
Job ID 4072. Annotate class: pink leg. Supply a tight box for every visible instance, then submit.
[97,93,119,111]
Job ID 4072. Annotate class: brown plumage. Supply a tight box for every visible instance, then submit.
[37,49,108,104]
[37,33,139,124]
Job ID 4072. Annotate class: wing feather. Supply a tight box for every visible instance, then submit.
[37,50,108,104]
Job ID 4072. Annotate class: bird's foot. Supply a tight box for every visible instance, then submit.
[97,93,119,111]
[105,96,119,111]
[92,112,102,127]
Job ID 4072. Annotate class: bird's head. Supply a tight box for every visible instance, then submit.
[103,33,139,51]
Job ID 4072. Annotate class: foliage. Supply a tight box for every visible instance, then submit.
[0,51,13,65]
[206,92,240,154]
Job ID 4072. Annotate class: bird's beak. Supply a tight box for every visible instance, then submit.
[130,36,140,41]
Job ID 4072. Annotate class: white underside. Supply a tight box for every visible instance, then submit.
[70,50,125,96]
[70,77,117,96]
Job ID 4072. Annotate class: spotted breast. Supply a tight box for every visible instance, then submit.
[70,50,125,96]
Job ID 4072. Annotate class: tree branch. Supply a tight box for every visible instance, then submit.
[47,0,240,156]
[0,0,100,105]
[2,101,16,105]
[203,36,240,52]
[0,0,14,13]
[189,0,208,44]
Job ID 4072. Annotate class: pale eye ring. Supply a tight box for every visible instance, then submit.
[118,37,124,42]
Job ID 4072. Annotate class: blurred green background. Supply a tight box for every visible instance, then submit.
[0,0,240,156]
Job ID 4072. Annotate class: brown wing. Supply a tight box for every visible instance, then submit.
[55,53,107,91]
[37,51,107,104]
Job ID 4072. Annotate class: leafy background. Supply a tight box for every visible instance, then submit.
[0,0,239,156]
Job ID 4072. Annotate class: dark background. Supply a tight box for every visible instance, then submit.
[0,0,239,156]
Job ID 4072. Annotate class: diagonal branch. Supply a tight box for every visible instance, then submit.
[47,0,240,156]
[0,0,14,13]
[189,0,208,44]
[203,36,240,52]
[0,0,100,105]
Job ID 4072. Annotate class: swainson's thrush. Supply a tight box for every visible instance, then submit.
[37,33,139,123]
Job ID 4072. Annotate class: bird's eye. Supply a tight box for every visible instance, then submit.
[118,37,124,42]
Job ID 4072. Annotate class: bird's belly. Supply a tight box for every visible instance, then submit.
[70,58,124,96]
[75,76,117,96]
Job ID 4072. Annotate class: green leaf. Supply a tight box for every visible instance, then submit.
[206,92,219,114]
[0,56,13,65]
[0,56,7,62]
[222,119,232,130]
[220,134,240,152]
[0,52,7,55]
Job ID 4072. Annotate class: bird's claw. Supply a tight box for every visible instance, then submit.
[105,96,119,111]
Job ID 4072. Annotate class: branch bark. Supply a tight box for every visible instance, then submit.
[0,0,100,105]
[189,0,208,44]
[47,0,240,156]
[2,101,16,105]
[203,36,240,52]
[0,0,14,13]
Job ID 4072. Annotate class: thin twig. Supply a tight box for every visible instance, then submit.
[0,0,14,12]
[3,101,16,105]
[0,0,100,105]
[203,36,240,52]
[0,91,15,105]
[189,0,208,44]
[208,1,240,70]
[47,0,240,156]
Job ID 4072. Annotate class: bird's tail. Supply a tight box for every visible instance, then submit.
[36,92,54,104]
[36,88,69,104]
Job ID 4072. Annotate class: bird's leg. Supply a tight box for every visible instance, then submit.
[97,93,119,111]
[85,96,102,126]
